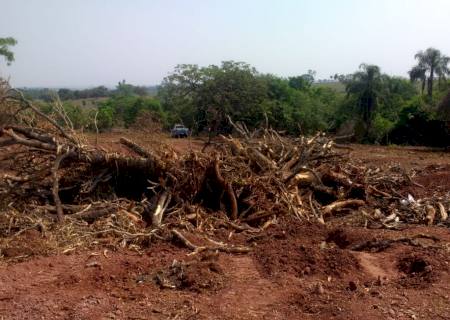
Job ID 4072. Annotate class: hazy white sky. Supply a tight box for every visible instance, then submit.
[1,0,450,88]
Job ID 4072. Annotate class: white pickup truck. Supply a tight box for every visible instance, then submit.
[170,124,189,138]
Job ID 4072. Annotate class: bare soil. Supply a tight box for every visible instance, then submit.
[1,133,449,320]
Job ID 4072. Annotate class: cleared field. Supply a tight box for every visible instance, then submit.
[0,131,449,320]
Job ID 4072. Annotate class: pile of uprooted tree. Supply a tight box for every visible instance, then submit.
[1,81,449,252]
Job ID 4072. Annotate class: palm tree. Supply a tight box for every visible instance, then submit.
[408,64,427,95]
[410,48,450,99]
[345,64,384,128]
[0,37,17,66]
[436,55,450,90]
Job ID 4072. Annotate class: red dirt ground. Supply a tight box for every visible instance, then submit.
[1,133,449,320]
[1,222,449,319]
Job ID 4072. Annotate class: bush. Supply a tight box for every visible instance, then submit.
[131,109,164,133]
[389,98,449,146]
[369,114,395,143]
[96,105,114,131]
[97,96,167,130]
[62,103,89,129]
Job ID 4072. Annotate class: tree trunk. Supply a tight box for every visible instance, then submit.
[427,67,434,99]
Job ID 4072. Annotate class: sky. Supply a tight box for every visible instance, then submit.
[1,0,450,88]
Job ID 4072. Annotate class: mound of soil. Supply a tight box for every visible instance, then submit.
[1,224,450,319]
[325,227,376,249]
[253,220,360,279]
[154,252,228,292]
[1,229,49,259]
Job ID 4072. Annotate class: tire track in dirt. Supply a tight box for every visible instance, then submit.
[353,251,400,280]
[208,256,285,320]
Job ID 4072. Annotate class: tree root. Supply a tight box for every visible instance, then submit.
[171,229,251,254]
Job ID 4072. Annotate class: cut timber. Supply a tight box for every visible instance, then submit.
[171,229,251,254]
[5,126,55,144]
[438,202,448,222]
[52,151,69,223]
[246,148,277,170]
[322,199,365,216]
[2,128,56,151]
[219,135,246,156]
[425,205,436,226]
[322,169,364,190]
[120,137,152,158]
[119,137,169,173]
[290,171,317,186]
[171,229,197,250]
[152,191,171,227]
[213,159,238,220]
[3,127,171,179]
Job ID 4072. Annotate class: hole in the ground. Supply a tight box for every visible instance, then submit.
[398,256,429,275]
[410,260,427,273]
[326,228,351,249]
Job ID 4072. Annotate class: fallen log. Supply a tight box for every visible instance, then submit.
[120,137,153,158]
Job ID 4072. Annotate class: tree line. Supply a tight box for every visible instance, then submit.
[20,81,158,102]
[154,53,449,145]
[1,37,449,146]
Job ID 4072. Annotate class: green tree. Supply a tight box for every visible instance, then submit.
[96,105,114,130]
[288,70,316,90]
[115,80,135,96]
[408,64,427,95]
[436,55,450,90]
[114,80,148,97]
[58,88,75,100]
[410,48,450,99]
[198,61,267,132]
[369,113,395,143]
[159,61,267,133]
[261,74,340,134]
[343,64,384,129]
[158,64,203,129]
[376,76,417,126]
[62,102,88,129]
[0,37,17,66]
[98,95,165,128]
